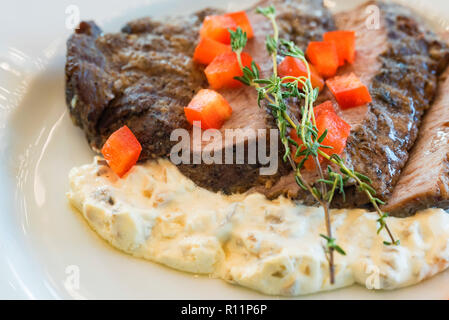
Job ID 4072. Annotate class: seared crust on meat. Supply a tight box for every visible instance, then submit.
[342,1,449,205]
[384,58,449,216]
[65,10,215,158]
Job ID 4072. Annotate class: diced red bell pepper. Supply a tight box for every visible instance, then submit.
[326,72,372,109]
[200,15,237,44]
[305,41,339,78]
[205,52,255,90]
[278,56,325,91]
[290,101,351,171]
[193,37,232,65]
[224,11,254,39]
[101,125,142,177]
[184,89,233,130]
[323,30,356,66]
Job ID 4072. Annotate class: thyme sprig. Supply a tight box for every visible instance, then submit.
[230,22,343,283]
[229,5,399,283]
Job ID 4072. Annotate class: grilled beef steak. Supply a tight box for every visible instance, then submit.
[65,0,335,194]
[177,0,335,193]
[258,1,449,207]
[66,10,215,160]
[384,60,449,216]
[66,0,449,209]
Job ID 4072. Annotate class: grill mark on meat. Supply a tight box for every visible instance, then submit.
[260,1,449,208]
[384,53,449,216]
[341,1,449,205]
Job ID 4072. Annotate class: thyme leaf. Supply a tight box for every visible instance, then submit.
[320,234,347,256]
[229,27,247,53]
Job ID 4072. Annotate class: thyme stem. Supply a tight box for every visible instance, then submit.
[317,149,398,245]
[255,7,337,283]
[229,5,399,284]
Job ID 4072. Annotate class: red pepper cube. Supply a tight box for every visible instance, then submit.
[199,15,237,44]
[205,52,254,90]
[224,11,254,39]
[101,125,142,177]
[323,30,356,66]
[184,89,233,130]
[193,37,232,65]
[326,72,372,109]
[278,56,325,91]
[290,101,351,171]
[306,41,339,78]
[314,101,351,157]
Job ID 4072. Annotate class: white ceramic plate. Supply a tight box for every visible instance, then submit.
[1,0,449,299]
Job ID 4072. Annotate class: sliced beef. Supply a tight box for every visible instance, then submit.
[66,0,335,194]
[177,0,336,193]
[259,1,449,208]
[66,10,215,159]
[383,58,449,216]
[66,0,449,207]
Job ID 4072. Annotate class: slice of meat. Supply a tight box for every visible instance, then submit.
[66,9,215,159]
[177,0,336,193]
[261,1,449,208]
[66,0,336,194]
[383,56,449,216]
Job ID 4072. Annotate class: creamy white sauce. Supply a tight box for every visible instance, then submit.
[67,157,449,296]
